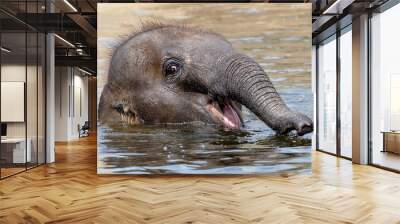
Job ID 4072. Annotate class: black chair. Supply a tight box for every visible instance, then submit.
[78,121,90,138]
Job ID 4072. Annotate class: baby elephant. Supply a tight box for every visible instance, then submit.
[99,24,313,136]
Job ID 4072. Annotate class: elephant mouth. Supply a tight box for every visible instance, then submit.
[206,97,243,130]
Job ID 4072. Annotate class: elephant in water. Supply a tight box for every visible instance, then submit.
[99,23,313,136]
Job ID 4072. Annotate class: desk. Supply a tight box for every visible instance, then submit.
[382,131,400,155]
[1,138,31,163]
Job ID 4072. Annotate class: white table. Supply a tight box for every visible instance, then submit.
[1,138,31,163]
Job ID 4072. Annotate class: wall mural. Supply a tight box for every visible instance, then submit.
[97,3,313,174]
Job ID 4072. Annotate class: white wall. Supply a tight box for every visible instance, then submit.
[1,65,26,139]
[71,72,89,138]
[1,63,46,164]
[55,67,89,141]
[55,66,69,141]
[1,65,37,138]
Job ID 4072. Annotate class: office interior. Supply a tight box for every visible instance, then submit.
[0,0,97,179]
[1,0,400,223]
[313,0,400,172]
[0,0,399,177]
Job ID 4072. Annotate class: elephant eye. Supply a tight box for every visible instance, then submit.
[163,59,182,77]
[166,63,179,75]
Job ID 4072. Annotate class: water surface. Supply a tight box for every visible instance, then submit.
[98,90,312,174]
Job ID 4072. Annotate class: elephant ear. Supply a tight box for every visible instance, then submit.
[98,85,112,123]
[98,84,124,123]
[99,84,142,125]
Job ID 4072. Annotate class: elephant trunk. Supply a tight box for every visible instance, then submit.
[213,54,313,136]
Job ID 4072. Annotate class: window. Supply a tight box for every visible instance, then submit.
[339,27,352,158]
[317,35,337,154]
[370,3,400,171]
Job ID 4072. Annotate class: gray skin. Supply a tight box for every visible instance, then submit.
[99,24,313,136]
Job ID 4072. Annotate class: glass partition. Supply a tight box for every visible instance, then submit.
[339,26,352,158]
[370,3,400,171]
[1,31,28,177]
[317,35,337,154]
[0,1,46,179]
[27,31,38,169]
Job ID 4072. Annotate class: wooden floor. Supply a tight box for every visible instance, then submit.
[1,167,26,178]
[1,136,400,224]
[373,151,400,171]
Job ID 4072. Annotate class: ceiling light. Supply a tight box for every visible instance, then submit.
[54,34,75,48]
[76,48,85,55]
[323,0,341,14]
[63,0,78,12]
[323,0,355,15]
[78,67,93,76]
[1,47,11,53]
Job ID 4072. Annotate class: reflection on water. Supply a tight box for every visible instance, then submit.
[98,90,312,175]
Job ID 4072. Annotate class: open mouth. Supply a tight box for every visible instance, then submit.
[206,97,243,130]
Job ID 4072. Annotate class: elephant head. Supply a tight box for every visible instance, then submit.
[99,24,313,136]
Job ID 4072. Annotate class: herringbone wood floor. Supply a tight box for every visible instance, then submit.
[1,136,400,224]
